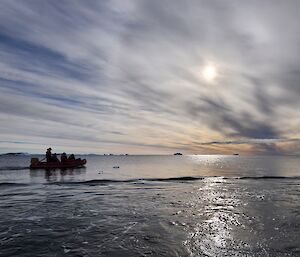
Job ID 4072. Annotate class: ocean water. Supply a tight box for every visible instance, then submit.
[0,155,299,256]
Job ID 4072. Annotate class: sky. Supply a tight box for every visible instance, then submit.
[1,0,300,155]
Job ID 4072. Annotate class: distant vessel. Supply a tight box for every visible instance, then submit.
[174,153,183,155]
[233,153,239,156]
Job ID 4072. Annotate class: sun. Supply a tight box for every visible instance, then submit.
[202,65,217,82]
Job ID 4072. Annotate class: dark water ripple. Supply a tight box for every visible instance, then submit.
[0,166,29,171]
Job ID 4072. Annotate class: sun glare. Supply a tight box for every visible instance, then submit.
[202,65,217,82]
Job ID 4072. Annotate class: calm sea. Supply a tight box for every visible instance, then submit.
[0,155,299,256]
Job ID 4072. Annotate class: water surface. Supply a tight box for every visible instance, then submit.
[0,155,299,256]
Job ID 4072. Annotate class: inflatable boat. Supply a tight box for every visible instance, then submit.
[30,158,86,169]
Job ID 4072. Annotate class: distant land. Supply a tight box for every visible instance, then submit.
[0,152,30,156]
[3,152,300,157]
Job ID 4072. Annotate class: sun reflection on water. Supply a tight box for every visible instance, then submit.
[183,177,245,256]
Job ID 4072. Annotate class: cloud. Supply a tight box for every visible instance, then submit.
[1,0,300,154]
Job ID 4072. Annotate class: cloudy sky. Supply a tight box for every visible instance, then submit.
[1,0,300,154]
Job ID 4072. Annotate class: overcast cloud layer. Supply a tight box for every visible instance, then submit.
[1,0,300,154]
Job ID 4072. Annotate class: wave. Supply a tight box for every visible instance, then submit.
[0,182,28,187]
[50,175,300,186]
[235,175,300,180]
[0,166,29,171]
[1,175,299,188]
[51,176,205,186]
[148,176,203,182]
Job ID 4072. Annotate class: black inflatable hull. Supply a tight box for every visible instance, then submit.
[30,159,86,169]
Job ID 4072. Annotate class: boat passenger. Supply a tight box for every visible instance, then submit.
[68,154,75,160]
[52,153,60,163]
[61,152,67,163]
[46,148,52,163]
